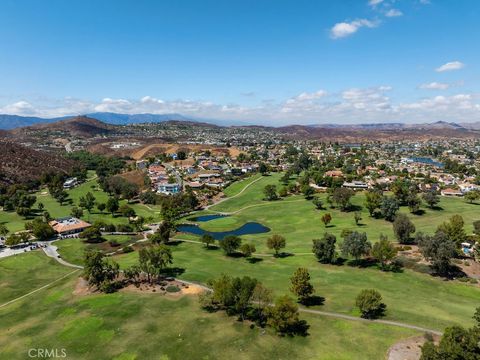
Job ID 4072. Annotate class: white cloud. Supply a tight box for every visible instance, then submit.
[419,82,450,90]
[368,0,384,7]
[385,9,403,17]
[2,101,36,115]
[435,61,465,72]
[1,88,479,125]
[330,19,379,39]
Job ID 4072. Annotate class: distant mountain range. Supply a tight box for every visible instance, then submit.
[0,112,480,131]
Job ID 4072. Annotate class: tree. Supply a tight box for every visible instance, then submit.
[138,245,173,284]
[464,190,480,204]
[354,211,362,225]
[83,248,119,290]
[365,190,382,216]
[371,235,397,270]
[37,202,44,211]
[341,231,371,261]
[79,226,103,243]
[0,224,8,237]
[106,197,119,216]
[267,295,308,336]
[201,234,215,248]
[290,267,314,303]
[119,204,136,219]
[321,213,332,227]
[177,150,187,160]
[259,162,268,175]
[355,289,386,319]
[97,202,106,213]
[29,219,55,241]
[312,233,337,264]
[417,231,457,277]
[312,197,323,210]
[420,308,480,360]
[267,234,286,256]
[220,235,242,255]
[407,194,422,214]
[302,185,315,200]
[70,206,84,219]
[55,190,69,206]
[240,243,256,258]
[380,196,399,222]
[150,220,174,244]
[473,220,480,235]
[5,234,22,246]
[331,187,355,211]
[438,214,466,246]
[263,185,278,201]
[422,191,439,209]
[251,282,273,322]
[81,192,96,213]
[392,213,416,244]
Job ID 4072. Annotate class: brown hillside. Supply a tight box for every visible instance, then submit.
[8,116,116,138]
[0,140,76,185]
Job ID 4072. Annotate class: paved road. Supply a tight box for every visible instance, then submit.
[43,242,83,269]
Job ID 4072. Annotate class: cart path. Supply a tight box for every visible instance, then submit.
[14,242,443,337]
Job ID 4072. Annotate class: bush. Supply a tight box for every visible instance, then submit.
[108,240,120,247]
[116,224,134,232]
[166,285,181,293]
[122,246,133,253]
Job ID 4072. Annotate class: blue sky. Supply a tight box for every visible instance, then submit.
[0,0,479,125]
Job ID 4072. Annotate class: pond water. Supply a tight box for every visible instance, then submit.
[408,157,444,168]
[177,221,270,240]
[187,214,227,222]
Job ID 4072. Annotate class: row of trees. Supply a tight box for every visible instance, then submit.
[200,274,309,336]
[83,244,173,292]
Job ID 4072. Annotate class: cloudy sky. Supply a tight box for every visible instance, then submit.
[0,0,479,125]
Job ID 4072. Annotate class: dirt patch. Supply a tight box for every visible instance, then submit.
[120,279,205,297]
[458,258,480,280]
[387,335,440,360]
[72,277,94,296]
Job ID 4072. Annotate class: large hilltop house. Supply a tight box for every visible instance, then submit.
[49,217,91,236]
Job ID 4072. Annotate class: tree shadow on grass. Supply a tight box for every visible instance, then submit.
[166,240,183,246]
[347,258,378,268]
[412,209,426,216]
[301,295,325,307]
[361,303,387,320]
[205,245,220,251]
[275,252,294,258]
[161,267,185,277]
[247,257,263,264]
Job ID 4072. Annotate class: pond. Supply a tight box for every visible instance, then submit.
[177,217,270,240]
[187,214,227,222]
[407,157,444,168]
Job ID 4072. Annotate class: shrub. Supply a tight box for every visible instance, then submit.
[166,285,181,293]
[122,246,133,253]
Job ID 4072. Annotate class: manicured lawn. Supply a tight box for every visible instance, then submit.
[114,242,479,331]
[0,257,416,360]
[0,172,162,234]
[184,174,480,254]
[0,251,73,304]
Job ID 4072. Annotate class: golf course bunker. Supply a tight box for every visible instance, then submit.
[178,215,270,240]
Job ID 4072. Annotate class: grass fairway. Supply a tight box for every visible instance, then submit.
[186,173,480,254]
[0,171,162,234]
[0,252,416,360]
[0,251,73,304]
[114,242,479,331]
